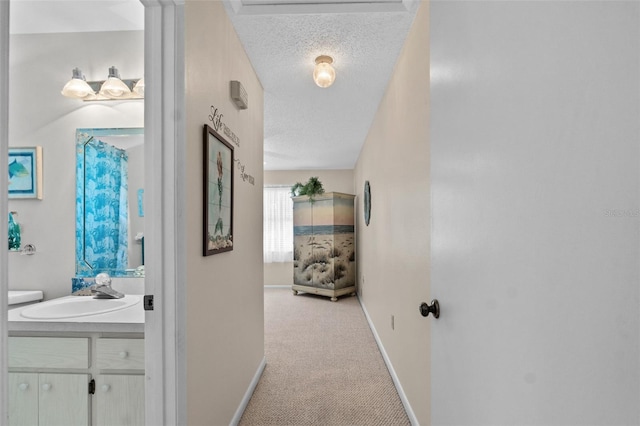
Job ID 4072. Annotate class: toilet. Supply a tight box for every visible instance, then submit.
[8,290,43,309]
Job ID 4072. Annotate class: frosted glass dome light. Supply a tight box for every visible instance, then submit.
[133,77,145,96]
[313,55,336,88]
[61,68,95,99]
[99,66,132,99]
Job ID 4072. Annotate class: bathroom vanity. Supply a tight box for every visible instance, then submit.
[8,295,144,426]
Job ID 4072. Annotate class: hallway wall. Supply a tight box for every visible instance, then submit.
[185,2,264,424]
[353,2,429,424]
[264,169,353,285]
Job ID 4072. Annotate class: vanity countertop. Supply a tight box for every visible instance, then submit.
[8,294,144,333]
[8,290,44,305]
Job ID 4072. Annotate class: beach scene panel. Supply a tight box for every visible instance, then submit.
[293,194,355,290]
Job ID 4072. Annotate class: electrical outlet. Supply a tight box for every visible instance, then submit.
[391,315,395,330]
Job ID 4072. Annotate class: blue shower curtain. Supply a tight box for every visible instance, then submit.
[79,139,128,273]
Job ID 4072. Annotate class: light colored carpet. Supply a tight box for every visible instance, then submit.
[239,287,411,426]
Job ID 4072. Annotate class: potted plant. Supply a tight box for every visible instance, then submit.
[290,176,325,202]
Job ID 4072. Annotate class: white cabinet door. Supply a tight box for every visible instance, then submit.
[96,375,145,426]
[8,373,39,426]
[39,373,90,426]
[9,373,89,426]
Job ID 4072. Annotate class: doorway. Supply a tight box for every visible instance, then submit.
[1,1,183,424]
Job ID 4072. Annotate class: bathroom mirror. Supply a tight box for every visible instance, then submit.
[76,128,144,277]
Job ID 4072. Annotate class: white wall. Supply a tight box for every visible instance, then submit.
[264,169,353,286]
[430,2,639,425]
[354,3,429,423]
[8,31,144,300]
[185,2,265,424]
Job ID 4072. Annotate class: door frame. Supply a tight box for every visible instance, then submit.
[0,1,186,424]
[141,1,186,424]
[1,0,9,422]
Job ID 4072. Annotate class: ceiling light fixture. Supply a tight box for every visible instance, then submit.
[313,55,336,88]
[61,66,144,101]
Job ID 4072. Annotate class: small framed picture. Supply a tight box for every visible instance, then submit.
[8,146,43,199]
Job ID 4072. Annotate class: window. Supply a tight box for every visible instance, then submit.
[263,186,293,263]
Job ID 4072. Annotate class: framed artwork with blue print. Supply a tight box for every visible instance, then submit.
[8,146,43,199]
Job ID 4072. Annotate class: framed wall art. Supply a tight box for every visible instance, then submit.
[203,124,234,256]
[8,146,43,199]
[364,180,371,226]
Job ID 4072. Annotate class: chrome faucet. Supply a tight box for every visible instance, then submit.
[91,272,125,299]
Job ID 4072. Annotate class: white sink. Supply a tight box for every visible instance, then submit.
[20,295,141,320]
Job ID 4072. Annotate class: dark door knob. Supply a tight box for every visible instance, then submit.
[420,300,440,318]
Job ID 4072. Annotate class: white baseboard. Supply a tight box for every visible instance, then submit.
[264,285,291,288]
[230,356,267,426]
[358,296,419,426]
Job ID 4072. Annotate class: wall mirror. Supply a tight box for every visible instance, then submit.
[76,127,144,277]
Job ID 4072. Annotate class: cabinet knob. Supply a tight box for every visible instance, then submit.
[18,383,29,391]
[119,351,129,359]
[41,383,51,391]
[101,384,111,392]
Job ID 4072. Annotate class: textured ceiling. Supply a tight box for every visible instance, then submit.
[10,0,419,171]
[223,0,419,170]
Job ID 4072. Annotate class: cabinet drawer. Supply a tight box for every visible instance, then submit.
[9,337,89,369]
[97,339,144,370]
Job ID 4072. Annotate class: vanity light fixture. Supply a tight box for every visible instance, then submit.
[61,66,144,101]
[313,55,336,88]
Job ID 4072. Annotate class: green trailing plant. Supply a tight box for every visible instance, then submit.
[290,182,304,197]
[291,176,325,202]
